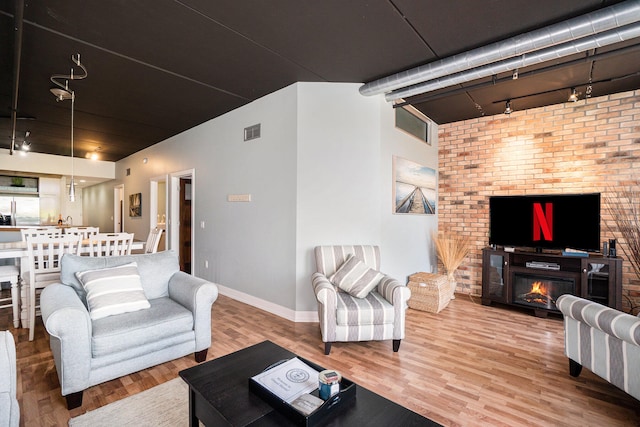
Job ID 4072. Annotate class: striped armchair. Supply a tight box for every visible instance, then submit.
[312,245,411,355]
[556,294,640,401]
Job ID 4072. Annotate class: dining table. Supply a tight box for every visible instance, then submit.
[0,237,145,328]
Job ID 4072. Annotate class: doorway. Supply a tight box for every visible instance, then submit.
[150,176,167,251]
[179,178,192,273]
[169,169,194,274]
[113,184,124,232]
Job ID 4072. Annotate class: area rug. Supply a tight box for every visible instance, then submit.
[68,378,191,427]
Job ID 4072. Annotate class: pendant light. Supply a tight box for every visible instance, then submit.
[50,54,87,202]
[69,91,76,201]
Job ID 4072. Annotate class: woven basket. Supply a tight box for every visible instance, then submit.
[407,273,450,313]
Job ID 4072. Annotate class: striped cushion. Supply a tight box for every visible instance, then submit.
[329,254,383,298]
[76,262,150,320]
[336,291,395,326]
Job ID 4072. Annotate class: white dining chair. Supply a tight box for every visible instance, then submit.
[21,227,63,241]
[0,265,21,328]
[88,233,134,257]
[144,227,163,254]
[64,226,100,240]
[24,234,82,341]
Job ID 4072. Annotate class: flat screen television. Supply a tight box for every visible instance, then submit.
[489,193,601,252]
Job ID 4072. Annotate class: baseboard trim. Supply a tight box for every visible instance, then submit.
[217,285,318,323]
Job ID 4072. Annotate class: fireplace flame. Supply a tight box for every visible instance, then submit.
[530,281,548,296]
[519,281,555,307]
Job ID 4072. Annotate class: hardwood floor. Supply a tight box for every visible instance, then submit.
[1,291,639,427]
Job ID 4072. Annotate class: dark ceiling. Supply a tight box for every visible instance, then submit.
[1,0,639,162]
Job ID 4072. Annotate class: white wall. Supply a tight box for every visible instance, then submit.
[379,103,439,282]
[82,182,116,231]
[86,84,299,311]
[296,83,383,312]
[83,82,439,319]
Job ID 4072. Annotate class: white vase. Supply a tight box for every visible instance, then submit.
[447,274,456,300]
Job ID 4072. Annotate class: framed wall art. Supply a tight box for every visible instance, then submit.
[129,192,142,217]
[393,156,436,215]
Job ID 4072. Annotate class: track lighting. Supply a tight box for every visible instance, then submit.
[585,84,593,99]
[568,88,579,102]
[504,100,512,115]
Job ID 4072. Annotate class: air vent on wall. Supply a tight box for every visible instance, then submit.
[244,124,261,141]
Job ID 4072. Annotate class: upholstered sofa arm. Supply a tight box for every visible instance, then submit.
[168,272,219,351]
[377,275,411,305]
[0,331,19,427]
[311,272,338,342]
[311,272,337,305]
[40,284,93,395]
[378,276,411,340]
[557,294,640,401]
[557,294,640,347]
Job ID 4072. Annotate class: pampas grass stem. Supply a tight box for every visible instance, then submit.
[606,186,640,282]
[433,232,470,277]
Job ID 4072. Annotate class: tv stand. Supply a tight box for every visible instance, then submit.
[481,248,622,316]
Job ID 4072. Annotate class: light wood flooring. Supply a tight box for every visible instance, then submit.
[1,290,639,427]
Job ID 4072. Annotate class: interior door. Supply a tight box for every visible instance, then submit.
[114,185,124,232]
[179,178,192,273]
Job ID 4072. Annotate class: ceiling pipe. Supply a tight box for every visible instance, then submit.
[386,22,640,102]
[360,0,640,97]
[393,43,640,108]
[9,0,25,156]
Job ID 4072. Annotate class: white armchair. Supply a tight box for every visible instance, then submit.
[557,294,640,401]
[311,245,411,355]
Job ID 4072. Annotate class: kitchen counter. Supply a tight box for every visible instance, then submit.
[0,225,92,231]
[0,226,95,243]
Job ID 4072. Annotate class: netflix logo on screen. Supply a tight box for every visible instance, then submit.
[533,202,552,241]
[489,193,600,252]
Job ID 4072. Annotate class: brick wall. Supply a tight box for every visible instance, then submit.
[438,89,640,313]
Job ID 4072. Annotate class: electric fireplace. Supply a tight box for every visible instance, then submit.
[482,248,623,316]
[512,272,575,312]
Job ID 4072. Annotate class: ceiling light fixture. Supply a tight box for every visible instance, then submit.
[87,146,101,161]
[568,87,579,102]
[504,100,512,115]
[19,131,30,151]
[50,53,88,202]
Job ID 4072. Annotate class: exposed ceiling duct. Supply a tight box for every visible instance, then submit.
[392,42,640,107]
[386,22,640,102]
[359,0,640,100]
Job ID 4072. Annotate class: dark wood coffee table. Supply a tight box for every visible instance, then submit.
[179,340,440,426]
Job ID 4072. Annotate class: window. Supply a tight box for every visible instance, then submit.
[395,106,430,144]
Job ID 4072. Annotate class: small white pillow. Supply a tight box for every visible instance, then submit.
[329,254,384,298]
[76,262,150,320]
